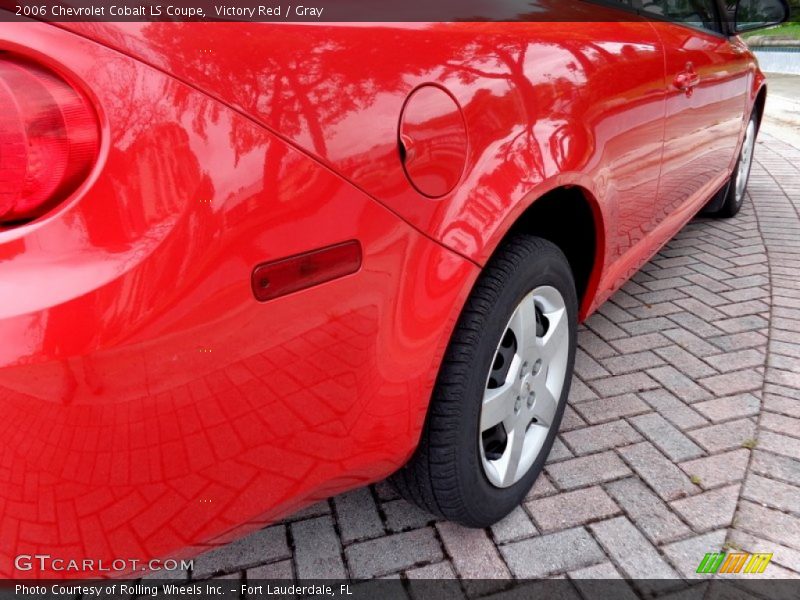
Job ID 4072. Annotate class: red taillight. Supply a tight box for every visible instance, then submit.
[0,54,99,225]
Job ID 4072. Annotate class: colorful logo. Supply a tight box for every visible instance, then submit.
[696,552,773,574]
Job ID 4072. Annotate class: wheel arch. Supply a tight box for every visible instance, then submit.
[753,84,767,130]
[485,184,607,322]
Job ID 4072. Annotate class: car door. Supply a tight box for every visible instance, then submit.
[643,0,751,223]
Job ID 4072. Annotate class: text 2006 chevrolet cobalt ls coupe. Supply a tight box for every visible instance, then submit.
[0,0,789,577]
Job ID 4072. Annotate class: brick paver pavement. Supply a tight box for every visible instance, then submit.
[181,133,800,587]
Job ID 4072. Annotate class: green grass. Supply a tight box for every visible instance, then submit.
[742,22,800,40]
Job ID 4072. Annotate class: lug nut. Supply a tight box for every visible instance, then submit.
[527,392,536,409]
[532,359,543,375]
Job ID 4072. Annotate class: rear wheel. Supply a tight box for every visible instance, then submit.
[391,235,578,527]
[707,112,758,219]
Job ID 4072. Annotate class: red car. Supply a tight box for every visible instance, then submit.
[0,0,789,578]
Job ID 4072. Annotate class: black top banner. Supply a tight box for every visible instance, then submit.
[1,0,797,23]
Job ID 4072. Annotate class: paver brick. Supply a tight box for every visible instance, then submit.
[750,450,800,487]
[669,484,739,532]
[704,349,765,373]
[500,528,605,578]
[193,526,289,578]
[547,437,574,462]
[699,369,763,396]
[590,517,680,585]
[560,405,587,431]
[577,330,618,359]
[629,413,704,462]
[405,562,464,600]
[772,340,800,360]
[526,473,558,499]
[639,389,708,429]
[333,488,384,544]
[574,349,611,380]
[761,412,800,438]
[246,559,293,580]
[405,561,456,579]
[604,478,690,544]
[620,316,678,336]
[383,499,437,533]
[682,284,730,307]
[692,393,760,423]
[688,418,757,453]
[742,474,800,515]
[285,501,330,521]
[728,529,800,575]
[715,315,769,335]
[653,345,716,379]
[708,331,768,353]
[568,561,625,579]
[678,449,750,490]
[597,301,637,324]
[570,568,641,600]
[661,530,727,579]
[437,522,510,585]
[568,377,598,403]
[526,487,620,532]
[757,430,800,461]
[721,287,769,303]
[585,314,628,341]
[673,298,724,322]
[490,506,538,543]
[736,501,800,551]
[647,365,711,402]
[345,528,443,579]
[667,313,722,339]
[291,515,346,579]
[561,421,642,455]
[766,383,800,402]
[618,442,697,501]
[600,351,664,375]
[545,452,631,490]
[662,328,720,357]
[571,394,650,424]
[590,373,660,397]
[609,333,671,354]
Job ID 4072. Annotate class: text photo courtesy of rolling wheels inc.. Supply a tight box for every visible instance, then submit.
[1,1,800,599]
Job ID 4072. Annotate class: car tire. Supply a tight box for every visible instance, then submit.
[391,235,578,527]
[707,112,759,219]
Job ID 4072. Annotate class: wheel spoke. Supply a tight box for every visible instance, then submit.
[501,425,526,486]
[538,306,567,363]
[481,358,520,431]
[508,293,538,357]
[531,382,558,429]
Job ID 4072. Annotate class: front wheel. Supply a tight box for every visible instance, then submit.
[391,235,578,527]
[708,112,758,219]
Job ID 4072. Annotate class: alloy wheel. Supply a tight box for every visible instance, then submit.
[735,119,756,206]
[479,285,570,488]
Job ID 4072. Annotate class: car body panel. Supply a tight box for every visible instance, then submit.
[650,21,751,223]
[56,17,763,318]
